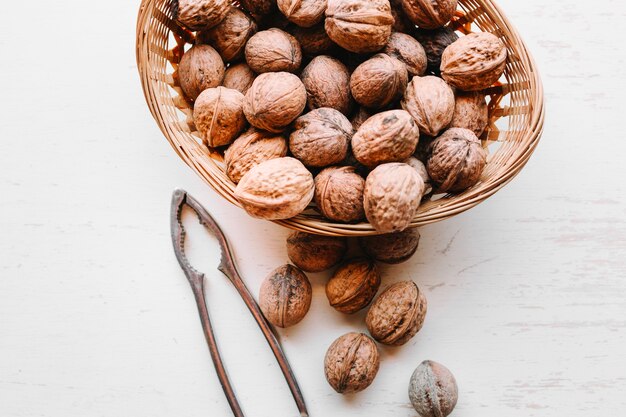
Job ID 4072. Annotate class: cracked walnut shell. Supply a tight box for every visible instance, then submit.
[245,28,303,73]
[427,127,487,192]
[234,157,314,219]
[289,108,352,167]
[352,110,420,168]
[441,32,507,91]
[197,7,257,63]
[359,228,420,264]
[366,280,427,345]
[364,163,425,233]
[401,0,457,29]
[301,56,352,115]
[278,0,327,27]
[325,0,393,53]
[401,75,455,137]
[324,332,380,393]
[326,258,381,314]
[259,264,312,327]
[178,44,225,101]
[383,32,428,77]
[243,72,307,132]
[314,166,365,223]
[350,53,408,109]
[224,127,288,183]
[193,87,246,148]
[286,232,348,272]
[174,0,230,31]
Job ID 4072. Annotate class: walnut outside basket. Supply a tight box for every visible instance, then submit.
[136,0,545,236]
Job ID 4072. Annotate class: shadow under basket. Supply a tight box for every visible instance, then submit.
[136,0,545,236]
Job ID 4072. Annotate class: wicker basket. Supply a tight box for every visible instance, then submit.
[136,0,544,236]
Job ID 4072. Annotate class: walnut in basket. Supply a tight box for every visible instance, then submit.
[178,44,225,101]
[450,91,489,137]
[235,157,314,219]
[441,32,507,91]
[427,127,487,192]
[289,23,335,56]
[222,63,256,94]
[197,7,257,63]
[414,27,459,76]
[400,0,457,29]
[401,75,455,137]
[243,72,307,132]
[174,0,230,31]
[301,56,352,115]
[314,166,365,223]
[350,54,408,109]
[383,32,428,77]
[245,28,302,73]
[240,0,277,20]
[278,0,327,28]
[224,127,288,183]
[325,0,394,53]
[259,264,312,327]
[193,87,247,148]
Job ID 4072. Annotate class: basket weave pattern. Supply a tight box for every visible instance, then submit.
[136,0,545,236]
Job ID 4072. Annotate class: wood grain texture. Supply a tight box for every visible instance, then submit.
[1,0,625,416]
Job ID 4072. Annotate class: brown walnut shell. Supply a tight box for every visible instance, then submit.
[352,110,420,168]
[326,258,381,314]
[409,360,459,417]
[289,108,352,167]
[359,228,420,264]
[278,0,327,27]
[400,0,457,29]
[224,127,288,183]
[406,156,433,194]
[193,87,247,148]
[401,75,455,137]
[178,45,225,101]
[324,332,380,393]
[325,0,394,53]
[301,56,353,115]
[441,32,507,91]
[243,72,307,132]
[350,53,408,109]
[234,157,314,219]
[383,32,427,77]
[286,231,348,272]
[350,107,374,131]
[366,280,427,345]
[389,0,415,33]
[314,166,365,222]
[259,264,312,327]
[427,127,487,193]
[245,28,303,73]
[197,7,257,63]
[414,27,459,75]
[364,163,425,233]
[222,63,257,95]
[290,23,336,56]
[174,0,230,31]
[240,0,276,20]
[450,91,489,137]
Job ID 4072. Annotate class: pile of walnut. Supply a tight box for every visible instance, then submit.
[175,0,506,234]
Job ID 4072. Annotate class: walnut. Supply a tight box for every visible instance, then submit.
[450,91,489,137]
[174,0,230,31]
[289,107,352,167]
[359,228,420,264]
[197,7,257,63]
[441,32,507,91]
[245,28,303,73]
[290,23,336,56]
[389,0,414,33]
[234,157,314,219]
[222,63,256,94]
[401,0,457,29]
[324,333,380,393]
[326,258,381,314]
[259,264,312,327]
[193,87,247,148]
[383,32,427,77]
[301,56,353,115]
[314,166,365,222]
[178,44,225,101]
[352,110,419,168]
[286,232,348,272]
[366,280,427,345]
[409,361,458,417]
[325,0,394,53]
[278,0,327,28]
[243,72,307,132]
[414,27,459,75]
[240,0,276,20]
[224,127,288,183]
[427,127,487,192]
[350,107,374,131]
[401,75,454,137]
[364,163,425,233]
[350,54,408,109]
[406,156,432,194]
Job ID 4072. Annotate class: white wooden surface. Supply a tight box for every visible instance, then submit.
[1,1,626,416]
